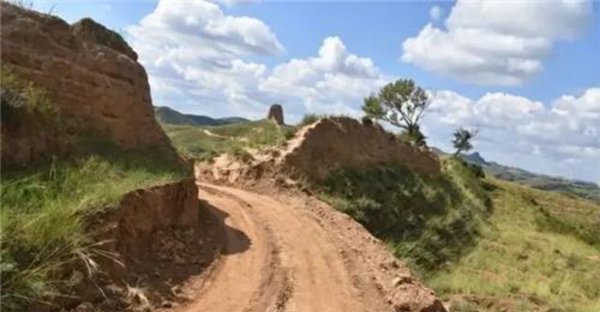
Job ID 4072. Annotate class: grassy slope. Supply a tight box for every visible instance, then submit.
[431,180,600,312]
[154,106,249,127]
[163,120,294,161]
[318,155,600,312]
[0,68,188,309]
[319,157,492,272]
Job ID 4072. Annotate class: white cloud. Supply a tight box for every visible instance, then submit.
[129,1,386,120]
[429,5,442,21]
[129,0,599,183]
[424,88,600,183]
[259,36,388,117]
[128,0,284,118]
[402,0,592,85]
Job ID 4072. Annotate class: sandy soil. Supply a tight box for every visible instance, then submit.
[166,183,444,312]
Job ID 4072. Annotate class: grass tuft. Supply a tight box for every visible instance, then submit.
[0,143,187,310]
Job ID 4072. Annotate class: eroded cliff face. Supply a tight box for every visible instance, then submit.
[93,179,205,276]
[0,3,175,167]
[279,117,442,181]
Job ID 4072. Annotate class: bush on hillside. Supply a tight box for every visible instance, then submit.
[1,67,59,124]
[297,114,323,128]
[319,157,492,272]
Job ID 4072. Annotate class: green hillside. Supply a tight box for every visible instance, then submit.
[318,154,600,312]
[163,120,294,161]
[457,152,600,203]
[154,106,249,126]
[431,179,600,312]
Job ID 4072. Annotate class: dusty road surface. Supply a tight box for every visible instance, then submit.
[171,183,443,312]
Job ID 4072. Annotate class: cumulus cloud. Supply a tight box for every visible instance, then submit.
[128,1,386,120]
[424,88,600,183]
[402,0,592,85]
[129,0,598,183]
[259,36,388,118]
[128,0,284,118]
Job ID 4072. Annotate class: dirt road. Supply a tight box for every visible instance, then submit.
[172,183,444,312]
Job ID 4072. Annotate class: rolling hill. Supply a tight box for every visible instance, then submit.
[445,151,600,204]
[154,106,249,126]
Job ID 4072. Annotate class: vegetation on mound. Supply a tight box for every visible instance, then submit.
[1,67,59,124]
[431,180,600,312]
[319,157,492,272]
[0,144,187,310]
[318,156,600,311]
[163,119,294,161]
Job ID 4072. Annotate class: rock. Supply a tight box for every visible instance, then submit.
[75,302,94,312]
[0,2,178,168]
[267,104,285,125]
[393,276,413,286]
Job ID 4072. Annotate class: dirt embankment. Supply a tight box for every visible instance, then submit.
[196,117,441,184]
[67,179,217,311]
[0,2,176,167]
[279,117,441,180]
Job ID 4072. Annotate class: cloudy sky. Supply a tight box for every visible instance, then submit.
[36,0,599,184]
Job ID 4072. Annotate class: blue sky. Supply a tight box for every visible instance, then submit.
[40,0,599,103]
[34,0,600,183]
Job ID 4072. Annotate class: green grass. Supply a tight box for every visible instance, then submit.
[0,67,189,310]
[318,157,492,272]
[427,180,600,312]
[1,67,59,125]
[163,119,294,161]
[0,148,187,310]
[316,151,600,311]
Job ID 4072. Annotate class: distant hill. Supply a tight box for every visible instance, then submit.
[154,106,249,126]
[456,151,600,203]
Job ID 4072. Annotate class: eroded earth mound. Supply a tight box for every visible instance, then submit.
[1,2,175,167]
[197,116,441,183]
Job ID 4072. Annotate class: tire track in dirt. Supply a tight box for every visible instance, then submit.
[174,183,392,312]
[173,185,285,312]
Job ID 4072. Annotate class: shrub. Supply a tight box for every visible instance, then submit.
[1,67,58,125]
[319,158,492,273]
[361,115,373,126]
[297,114,322,128]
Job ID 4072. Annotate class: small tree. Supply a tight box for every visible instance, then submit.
[363,79,430,146]
[452,127,478,155]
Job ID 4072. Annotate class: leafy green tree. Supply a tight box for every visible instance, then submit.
[363,79,430,146]
[452,127,478,155]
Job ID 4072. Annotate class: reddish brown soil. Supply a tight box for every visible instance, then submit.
[161,182,445,312]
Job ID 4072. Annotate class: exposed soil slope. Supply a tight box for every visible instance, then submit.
[196,117,441,184]
[1,3,176,167]
[167,183,445,312]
